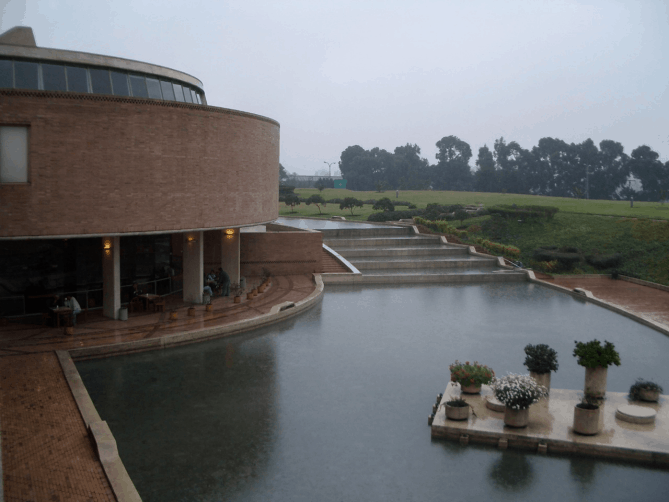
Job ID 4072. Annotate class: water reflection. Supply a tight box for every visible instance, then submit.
[488,451,535,492]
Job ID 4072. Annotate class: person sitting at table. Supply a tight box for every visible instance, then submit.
[130,282,141,300]
[206,270,217,289]
[217,267,230,297]
[203,285,214,297]
[63,295,82,326]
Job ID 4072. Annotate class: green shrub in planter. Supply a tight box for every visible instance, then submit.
[573,340,621,368]
[629,379,663,401]
[523,344,558,374]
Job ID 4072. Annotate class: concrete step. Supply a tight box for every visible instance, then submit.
[351,258,497,271]
[334,246,468,258]
[321,271,527,284]
[319,226,414,238]
[360,267,510,275]
[323,236,441,248]
[349,254,484,263]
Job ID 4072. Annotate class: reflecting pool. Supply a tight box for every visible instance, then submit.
[77,283,669,501]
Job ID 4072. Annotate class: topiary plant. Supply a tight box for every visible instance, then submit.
[573,340,621,368]
[523,344,558,374]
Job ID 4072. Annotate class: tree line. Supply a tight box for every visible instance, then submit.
[337,136,669,201]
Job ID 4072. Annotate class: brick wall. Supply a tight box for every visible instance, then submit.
[0,90,279,238]
[240,231,322,277]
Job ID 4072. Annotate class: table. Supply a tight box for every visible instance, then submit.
[50,307,72,328]
[139,294,160,311]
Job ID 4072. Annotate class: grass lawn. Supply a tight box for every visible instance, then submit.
[279,189,669,285]
[281,189,669,220]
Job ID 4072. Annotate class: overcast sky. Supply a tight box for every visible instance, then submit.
[3,0,668,175]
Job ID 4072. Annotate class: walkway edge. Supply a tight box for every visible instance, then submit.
[526,272,669,337]
[67,274,324,360]
[56,350,142,502]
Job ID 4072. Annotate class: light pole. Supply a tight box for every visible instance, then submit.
[324,161,337,177]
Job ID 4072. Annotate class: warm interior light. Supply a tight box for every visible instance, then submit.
[103,240,112,250]
[188,235,197,243]
[225,228,235,235]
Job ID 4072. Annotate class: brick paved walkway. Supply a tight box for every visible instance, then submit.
[0,275,317,501]
[544,276,669,329]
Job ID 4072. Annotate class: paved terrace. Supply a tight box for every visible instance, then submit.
[0,274,320,502]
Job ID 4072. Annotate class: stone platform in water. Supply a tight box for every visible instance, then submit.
[431,383,669,467]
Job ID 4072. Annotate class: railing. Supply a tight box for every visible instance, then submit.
[0,276,183,318]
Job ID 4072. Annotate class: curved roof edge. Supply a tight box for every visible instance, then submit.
[0,36,203,90]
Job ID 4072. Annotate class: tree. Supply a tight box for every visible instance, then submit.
[339,197,364,215]
[475,144,498,192]
[279,163,289,184]
[305,194,326,214]
[628,145,669,201]
[433,136,473,191]
[315,182,325,192]
[284,194,300,213]
[372,197,395,212]
[454,207,469,226]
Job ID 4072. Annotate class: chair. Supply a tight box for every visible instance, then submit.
[129,297,144,313]
[154,299,166,313]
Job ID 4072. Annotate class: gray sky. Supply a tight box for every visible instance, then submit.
[3,0,668,175]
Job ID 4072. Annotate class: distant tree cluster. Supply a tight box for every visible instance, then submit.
[338,137,669,201]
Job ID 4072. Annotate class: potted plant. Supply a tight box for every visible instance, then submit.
[523,344,558,393]
[629,379,663,402]
[449,360,495,394]
[442,397,470,421]
[573,339,621,398]
[573,394,601,435]
[491,374,548,428]
[231,283,242,303]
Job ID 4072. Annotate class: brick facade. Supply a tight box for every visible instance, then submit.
[0,90,279,238]
[240,230,323,277]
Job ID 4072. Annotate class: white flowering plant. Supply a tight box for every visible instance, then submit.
[491,374,548,410]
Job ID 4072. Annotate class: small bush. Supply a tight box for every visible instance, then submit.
[372,197,395,212]
[367,209,424,222]
[573,339,621,369]
[474,238,521,259]
[586,253,623,269]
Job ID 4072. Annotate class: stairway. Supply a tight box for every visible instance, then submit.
[320,225,526,284]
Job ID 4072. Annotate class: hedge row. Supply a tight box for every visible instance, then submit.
[367,209,424,222]
[488,205,559,221]
[414,217,469,238]
[474,238,521,259]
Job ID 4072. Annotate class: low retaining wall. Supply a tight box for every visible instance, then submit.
[241,230,323,276]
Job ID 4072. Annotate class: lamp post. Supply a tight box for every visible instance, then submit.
[324,161,337,177]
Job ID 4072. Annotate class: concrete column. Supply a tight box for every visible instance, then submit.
[102,236,120,319]
[183,231,203,304]
[221,228,240,285]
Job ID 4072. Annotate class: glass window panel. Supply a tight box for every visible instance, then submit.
[110,71,130,96]
[14,61,39,90]
[172,83,185,102]
[129,75,148,98]
[0,126,29,183]
[90,68,112,95]
[0,59,13,88]
[146,77,162,99]
[42,63,67,91]
[66,66,89,93]
[160,80,175,101]
[196,93,203,105]
[182,86,193,103]
[190,89,198,104]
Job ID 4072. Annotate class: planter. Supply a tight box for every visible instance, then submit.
[573,404,600,435]
[169,311,178,320]
[234,296,241,304]
[584,366,608,398]
[445,404,470,421]
[530,371,551,394]
[638,389,661,402]
[64,326,74,336]
[187,307,196,316]
[504,406,530,428]
[460,384,482,394]
[247,293,254,300]
[205,304,213,312]
[258,285,266,293]
[252,288,258,296]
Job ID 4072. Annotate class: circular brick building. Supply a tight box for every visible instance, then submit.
[0,27,280,319]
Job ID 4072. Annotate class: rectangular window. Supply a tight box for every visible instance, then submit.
[110,71,130,96]
[66,66,89,93]
[182,86,193,103]
[42,63,67,91]
[0,126,29,183]
[196,93,202,105]
[90,68,112,95]
[146,77,162,99]
[172,83,185,102]
[190,89,198,104]
[14,61,39,89]
[160,80,175,101]
[129,75,148,98]
[0,59,13,88]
